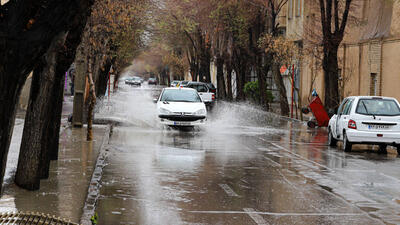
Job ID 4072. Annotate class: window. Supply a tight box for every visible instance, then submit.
[342,99,354,115]
[296,0,301,17]
[356,98,400,116]
[288,0,293,19]
[337,99,348,115]
[197,85,208,92]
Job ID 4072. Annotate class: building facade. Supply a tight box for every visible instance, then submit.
[287,0,400,107]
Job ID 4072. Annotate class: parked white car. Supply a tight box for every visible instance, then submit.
[328,96,400,153]
[155,87,207,127]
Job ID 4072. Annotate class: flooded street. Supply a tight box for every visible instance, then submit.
[95,83,400,225]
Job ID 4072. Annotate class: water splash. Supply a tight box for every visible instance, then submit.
[97,84,287,136]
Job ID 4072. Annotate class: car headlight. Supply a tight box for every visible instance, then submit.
[194,109,206,115]
[159,108,172,115]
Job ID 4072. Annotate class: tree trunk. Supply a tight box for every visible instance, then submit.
[273,64,290,116]
[323,45,340,110]
[199,55,210,82]
[226,62,233,101]
[216,57,226,99]
[46,71,65,162]
[0,0,95,194]
[257,55,268,110]
[235,55,247,101]
[96,59,112,98]
[190,60,199,81]
[87,57,96,141]
[0,74,25,194]
[15,33,67,190]
[197,28,211,83]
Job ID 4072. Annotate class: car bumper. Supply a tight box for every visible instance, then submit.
[158,115,206,126]
[346,129,400,145]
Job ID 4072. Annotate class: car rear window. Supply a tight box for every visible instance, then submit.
[356,99,400,116]
[206,83,215,89]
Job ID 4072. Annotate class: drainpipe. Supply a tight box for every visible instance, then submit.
[291,64,295,118]
[379,40,383,96]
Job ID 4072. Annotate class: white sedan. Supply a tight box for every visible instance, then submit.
[328,96,400,154]
[155,87,207,127]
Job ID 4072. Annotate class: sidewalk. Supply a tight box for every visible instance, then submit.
[0,96,109,223]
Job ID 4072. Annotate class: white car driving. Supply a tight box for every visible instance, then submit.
[328,96,400,154]
[155,87,207,127]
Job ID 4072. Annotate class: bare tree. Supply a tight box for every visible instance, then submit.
[318,0,353,109]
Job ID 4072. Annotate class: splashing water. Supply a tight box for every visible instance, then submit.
[97,83,287,136]
[97,82,161,129]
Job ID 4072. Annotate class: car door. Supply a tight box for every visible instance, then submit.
[334,99,348,138]
[338,98,354,140]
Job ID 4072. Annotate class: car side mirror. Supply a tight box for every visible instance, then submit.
[153,99,158,103]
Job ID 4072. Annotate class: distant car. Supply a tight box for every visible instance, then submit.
[328,96,400,154]
[170,80,180,87]
[186,82,215,107]
[125,77,141,86]
[155,87,207,127]
[178,81,189,87]
[148,77,157,85]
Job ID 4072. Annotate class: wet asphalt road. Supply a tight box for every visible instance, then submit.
[95,83,400,225]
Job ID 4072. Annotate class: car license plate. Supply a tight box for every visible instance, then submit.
[174,121,191,126]
[368,125,389,129]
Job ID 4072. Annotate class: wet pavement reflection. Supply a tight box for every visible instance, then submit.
[0,123,106,222]
[96,84,400,225]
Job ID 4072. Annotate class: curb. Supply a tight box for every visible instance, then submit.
[80,125,112,225]
[279,115,308,126]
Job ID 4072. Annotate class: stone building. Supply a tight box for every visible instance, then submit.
[286,0,400,107]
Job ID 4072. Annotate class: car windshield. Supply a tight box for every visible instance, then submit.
[160,89,202,102]
[180,81,189,85]
[356,99,400,116]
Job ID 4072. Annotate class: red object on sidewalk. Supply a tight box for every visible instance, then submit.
[309,95,330,127]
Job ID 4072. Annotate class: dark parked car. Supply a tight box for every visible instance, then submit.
[148,77,157,85]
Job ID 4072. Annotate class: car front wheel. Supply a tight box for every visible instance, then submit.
[343,132,352,152]
[397,145,400,156]
[328,128,337,147]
